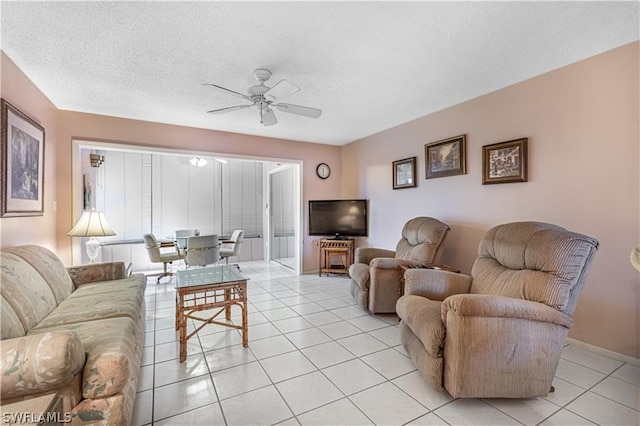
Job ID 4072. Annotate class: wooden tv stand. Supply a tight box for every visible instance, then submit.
[319,239,355,276]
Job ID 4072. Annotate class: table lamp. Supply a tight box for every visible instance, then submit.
[67,209,116,262]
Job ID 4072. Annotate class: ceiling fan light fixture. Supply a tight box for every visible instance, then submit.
[190,157,207,167]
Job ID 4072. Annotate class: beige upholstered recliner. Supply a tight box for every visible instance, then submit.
[349,217,450,313]
[397,222,599,398]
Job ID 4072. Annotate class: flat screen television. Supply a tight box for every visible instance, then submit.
[308,199,368,238]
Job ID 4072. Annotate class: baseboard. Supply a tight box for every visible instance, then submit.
[566,337,640,366]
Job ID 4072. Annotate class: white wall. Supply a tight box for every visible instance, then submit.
[342,43,640,358]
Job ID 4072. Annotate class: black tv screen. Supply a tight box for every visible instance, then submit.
[309,199,368,238]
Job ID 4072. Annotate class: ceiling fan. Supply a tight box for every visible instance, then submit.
[204,69,322,127]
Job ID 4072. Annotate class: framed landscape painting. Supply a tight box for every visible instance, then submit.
[425,135,466,179]
[482,137,528,184]
[1,99,45,217]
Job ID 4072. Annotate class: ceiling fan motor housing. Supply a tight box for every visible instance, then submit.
[248,84,270,98]
[253,69,272,82]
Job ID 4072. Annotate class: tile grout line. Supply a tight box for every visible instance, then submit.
[137,263,639,425]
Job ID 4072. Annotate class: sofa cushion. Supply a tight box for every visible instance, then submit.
[30,275,146,331]
[1,253,57,335]
[396,295,445,357]
[470,222,599,311]
[4,245,75,304]
[1,298,25,339]
[29,317,143,399]
[1,331,85,399]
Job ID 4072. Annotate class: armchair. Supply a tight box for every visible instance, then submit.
[185,235,220,267]
[143,233,182,282]
[175,229,197,257]
[220,230,244,269]
[396,222,599,398]
[348,217,450,313]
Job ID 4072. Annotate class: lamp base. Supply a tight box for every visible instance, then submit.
[85,237,101,263]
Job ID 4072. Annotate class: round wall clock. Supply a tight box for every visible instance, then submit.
[316,163,331,179]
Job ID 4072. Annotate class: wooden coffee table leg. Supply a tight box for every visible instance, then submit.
[225,288,231,321]
[242,295,248,347]
[175,294,179,330]
[177,291,187,362]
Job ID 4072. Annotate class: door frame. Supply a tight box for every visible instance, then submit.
[266,163,302,274]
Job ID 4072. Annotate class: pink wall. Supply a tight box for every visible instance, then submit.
[342,42,640,358]
[1,51,343,271]
[3,43,638,357]
[0,53,59,251]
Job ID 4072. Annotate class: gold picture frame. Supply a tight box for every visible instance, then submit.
[482,137,528,184]
[425,135,466,179]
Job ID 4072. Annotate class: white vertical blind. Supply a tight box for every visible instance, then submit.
[102,152,262,240]
[221,160,263,237]
[101,152,147,240]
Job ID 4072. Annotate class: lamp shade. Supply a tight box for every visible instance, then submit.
[67,210,116,237]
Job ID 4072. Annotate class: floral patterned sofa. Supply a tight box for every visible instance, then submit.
[1,245,147,425]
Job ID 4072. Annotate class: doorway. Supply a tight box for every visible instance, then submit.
[268,165,300,270]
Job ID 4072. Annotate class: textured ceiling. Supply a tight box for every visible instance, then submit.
[1,2,638,146]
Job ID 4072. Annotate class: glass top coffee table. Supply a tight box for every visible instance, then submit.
[175,265,249,362]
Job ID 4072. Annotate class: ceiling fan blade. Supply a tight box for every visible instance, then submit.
[207,104,251,114]
[264,79,300,101]
[274,103,322,119]
[203,83,251,100]
[260,108,278,127]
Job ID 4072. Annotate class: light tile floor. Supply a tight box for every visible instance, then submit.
[133,261,640,426]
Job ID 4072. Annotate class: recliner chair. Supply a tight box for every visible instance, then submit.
[396,221,599,398]
[348,217,450,313]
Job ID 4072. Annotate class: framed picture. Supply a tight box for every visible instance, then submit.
[1,99,45,217]
[482,137,528,184]
[425,134,466,179]
[393,157,417,189]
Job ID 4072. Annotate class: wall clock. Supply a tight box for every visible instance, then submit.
[316,163,331,179]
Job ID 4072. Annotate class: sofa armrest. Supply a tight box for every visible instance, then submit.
[442,294,572,327]
[354,247,395,265]
[66,262,127,286]
[403,268,472,301]
[1,331,85,399]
